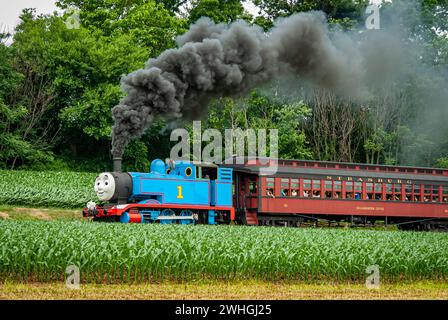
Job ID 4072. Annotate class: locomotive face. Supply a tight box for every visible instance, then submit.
[94,172,116,201]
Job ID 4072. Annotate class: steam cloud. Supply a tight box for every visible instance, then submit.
[110,11,414,157]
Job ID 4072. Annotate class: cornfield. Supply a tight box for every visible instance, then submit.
[0,170,96,208]
[1,220,448,283]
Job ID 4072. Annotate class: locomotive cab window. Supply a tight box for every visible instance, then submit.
[201,167,217,180]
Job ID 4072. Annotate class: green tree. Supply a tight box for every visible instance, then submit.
[252,0,369,29]
[57,0,184,54]
[0,35,53,169]
[188,0,251,24]
[205,90,312,160]
[275,101,313,160]
[435,157,448,168]
[12,11,144,167]
[6,3,183,171]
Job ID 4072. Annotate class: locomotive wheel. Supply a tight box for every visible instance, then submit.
[180,210,194,225]
[160,209,176,224]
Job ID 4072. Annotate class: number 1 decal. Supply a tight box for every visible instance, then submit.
[177,186,184,199]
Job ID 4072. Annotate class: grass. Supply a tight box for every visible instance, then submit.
[1,280,448,300]
[1,220,448,284]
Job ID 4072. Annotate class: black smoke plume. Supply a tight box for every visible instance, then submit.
[111,11,411,157]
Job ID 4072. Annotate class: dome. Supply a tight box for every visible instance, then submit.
[150,159,166,174]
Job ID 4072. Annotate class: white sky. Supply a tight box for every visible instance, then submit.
[0,0,59,33]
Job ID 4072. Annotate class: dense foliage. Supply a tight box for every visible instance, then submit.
[0,170,96,208]
[1,221,448,283]
[0,0,447,171]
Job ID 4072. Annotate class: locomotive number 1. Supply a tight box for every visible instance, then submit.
[177,186,184,199]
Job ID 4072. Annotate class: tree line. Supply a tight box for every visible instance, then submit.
[0,0,447,172]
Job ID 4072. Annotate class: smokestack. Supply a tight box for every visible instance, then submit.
[113,157,122,172]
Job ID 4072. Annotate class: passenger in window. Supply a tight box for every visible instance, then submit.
[249,184,257,194]
[413,195,420,201]
[312,191,320,198]
[281,189,288,197]
[266,189,275,197]
[303,190,310,197]
[393,195,399,201]
[346,192,353,199]
[354,193,361,200]
[443,197,448,202]
[291,189,298,197]
[375,194,382,200]
[333,192,340,199]
[424,196,429,202]
[404,196,410,201]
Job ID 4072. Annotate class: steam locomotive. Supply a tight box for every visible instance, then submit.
[83,158,234,224]
[84,157,448,230]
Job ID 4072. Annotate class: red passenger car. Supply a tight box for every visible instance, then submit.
[225,157,448,230]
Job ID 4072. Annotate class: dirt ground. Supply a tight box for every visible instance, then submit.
[1,280,448,300]
[0,206,81,221]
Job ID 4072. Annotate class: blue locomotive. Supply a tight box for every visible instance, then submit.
[83,158,234,224]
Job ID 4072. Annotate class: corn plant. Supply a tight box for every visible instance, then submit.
[0,170,97,208]
[1,220,448,284]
